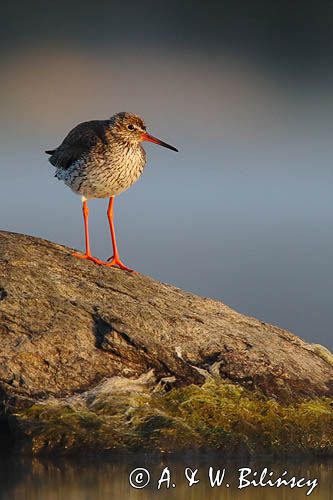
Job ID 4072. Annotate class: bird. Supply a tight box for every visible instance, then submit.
[45,112,178,272]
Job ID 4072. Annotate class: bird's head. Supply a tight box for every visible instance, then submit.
[110,112,178,152]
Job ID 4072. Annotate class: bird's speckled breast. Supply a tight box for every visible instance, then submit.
[56,140,147,199]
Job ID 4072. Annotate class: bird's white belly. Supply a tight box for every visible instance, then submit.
[57,148,146,199]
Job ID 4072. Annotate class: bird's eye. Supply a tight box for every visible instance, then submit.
[127,124,135,131]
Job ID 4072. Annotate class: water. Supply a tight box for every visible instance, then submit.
[0,455,331,500]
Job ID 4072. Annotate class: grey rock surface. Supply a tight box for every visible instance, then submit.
[0,230,332,414]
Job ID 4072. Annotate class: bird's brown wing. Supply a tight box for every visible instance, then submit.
[46,120,109,169]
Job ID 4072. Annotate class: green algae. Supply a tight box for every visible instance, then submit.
[159,381,333,455]
[15,380,333,456]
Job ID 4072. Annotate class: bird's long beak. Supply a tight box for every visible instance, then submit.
[141,132,178,152]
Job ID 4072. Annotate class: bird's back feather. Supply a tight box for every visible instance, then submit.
[46,120,110,170]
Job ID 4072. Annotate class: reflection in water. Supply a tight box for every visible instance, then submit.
[0,455,331,500]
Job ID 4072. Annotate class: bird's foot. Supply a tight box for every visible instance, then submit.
[71,252,105,265]
[106,255,135,272]
[72,251,135,271]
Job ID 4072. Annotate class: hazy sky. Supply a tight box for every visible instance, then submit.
[1,2,332,349]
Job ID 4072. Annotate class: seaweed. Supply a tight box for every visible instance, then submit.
[15,379,333,456]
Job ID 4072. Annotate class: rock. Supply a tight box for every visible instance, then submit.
[0,230,332,455]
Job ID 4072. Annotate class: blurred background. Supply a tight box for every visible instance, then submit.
[1,1,332,349]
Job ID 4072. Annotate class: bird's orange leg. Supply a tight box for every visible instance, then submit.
[106,197,134,271]
[72,200,104,265]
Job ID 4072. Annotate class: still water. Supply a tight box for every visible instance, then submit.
[0,455,331,500]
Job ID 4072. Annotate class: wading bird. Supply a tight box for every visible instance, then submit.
[46,112,178,271]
